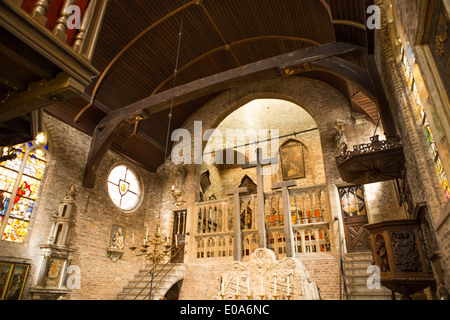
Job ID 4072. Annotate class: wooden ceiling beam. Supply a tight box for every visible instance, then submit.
[100,42,363,128]
[151,36,321,96]
[83,42,370,188]
[309,57,377,104]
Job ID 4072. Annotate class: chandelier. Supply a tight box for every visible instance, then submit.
[129,219,172,273]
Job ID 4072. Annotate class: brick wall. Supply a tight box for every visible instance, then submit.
[173,77,402,300]
[0,73,413,300]
[375,0,450,293]
[0,114,159,300]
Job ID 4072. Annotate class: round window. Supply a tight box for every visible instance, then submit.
[107,165,141,211]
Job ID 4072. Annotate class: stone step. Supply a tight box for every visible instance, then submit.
[133,270,182,280]
[347,283,392,294]
[347,294,393,300]
[117,263,185,300]
[128,275,180,285]
[342,251,393,301]
[144,263,186,271]
[344,252,373,261]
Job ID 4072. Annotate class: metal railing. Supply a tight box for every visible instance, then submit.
[335,217,348,300]
[122,242,187,300]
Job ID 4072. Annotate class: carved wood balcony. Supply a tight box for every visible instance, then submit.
[0,0,108,145]
[336,135,405,185]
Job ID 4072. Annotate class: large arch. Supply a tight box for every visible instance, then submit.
[174,76,370,185]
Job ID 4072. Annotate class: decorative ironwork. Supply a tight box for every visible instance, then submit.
[337,135,402,164]
[336,135,404,184]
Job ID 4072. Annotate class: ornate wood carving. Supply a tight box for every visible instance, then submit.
[391,231,421,273]
[365,219,436,300]
[375,235,390,272]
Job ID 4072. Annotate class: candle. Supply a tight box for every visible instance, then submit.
[132,233,135,245]
[260,277,264,295]
[221,278,225,295]
[274,275,277,296]
[287,276,290,295]
[146,227,149,239]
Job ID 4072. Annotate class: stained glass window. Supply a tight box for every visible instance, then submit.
[107,165,141,211]
[0,133,49,243]
[401,44,450,200]
[339,186,367,217]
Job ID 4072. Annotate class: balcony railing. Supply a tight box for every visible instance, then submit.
[11,0,107,61]
[0,0,107,124]
[194,184,331,260]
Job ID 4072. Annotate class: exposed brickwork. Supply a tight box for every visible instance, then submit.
[174,77,402,300]
[0,114,157,300]
[375,0,450,293]
[3,56,435,301]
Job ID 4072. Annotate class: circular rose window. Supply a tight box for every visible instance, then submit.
[107,165,141,211]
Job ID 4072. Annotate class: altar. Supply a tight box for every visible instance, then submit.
[217,248,320,300]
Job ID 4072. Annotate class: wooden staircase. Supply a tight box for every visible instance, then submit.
[117,263,186,300]
[343,251,394,300]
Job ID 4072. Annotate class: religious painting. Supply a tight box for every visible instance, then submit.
[239,175,257,195]
[0,263,13,300]
[42,258,65,288]
[2,263,29,300]
[279,140,305,180]
[200,170,211,193]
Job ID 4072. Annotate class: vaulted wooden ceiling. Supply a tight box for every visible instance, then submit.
[44,0,377,173]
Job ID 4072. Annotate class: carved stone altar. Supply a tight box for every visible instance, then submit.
[217,248,320,300]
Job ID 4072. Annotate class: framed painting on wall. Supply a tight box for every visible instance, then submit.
[1,263,29,300]
[0,262,13,300]
[280,140,305,180]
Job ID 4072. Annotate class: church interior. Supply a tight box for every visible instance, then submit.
[0,0,449,301]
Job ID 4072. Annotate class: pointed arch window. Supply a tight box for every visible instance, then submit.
[0,132,49,243]
[400,45,450,200]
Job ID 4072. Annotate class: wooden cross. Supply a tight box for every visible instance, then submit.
[273,180,298,257]
[242,148,278,249]
[226,186,248,261]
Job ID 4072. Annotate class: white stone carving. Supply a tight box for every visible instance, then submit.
[217,248,320,300]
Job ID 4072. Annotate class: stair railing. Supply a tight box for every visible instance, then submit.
[143,242,187,300]
[122,243,177,300]
[131,242,187,300]
[334,217,348,300]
